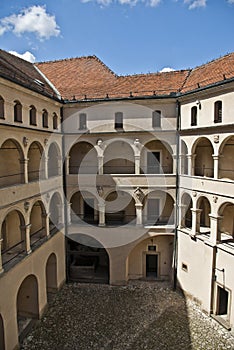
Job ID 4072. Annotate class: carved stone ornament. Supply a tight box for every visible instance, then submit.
[134,187,144,202]
[214,135,219,143]
[213,196,218,203]
[192,191,197,197]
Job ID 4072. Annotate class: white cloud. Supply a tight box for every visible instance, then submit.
[227,0,234,3]
[0,6,60,40]
[160,67,175,72]
[9,50,36,63]
[81,0,161,6]
[184,0,207,9]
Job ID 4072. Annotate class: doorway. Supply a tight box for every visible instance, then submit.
[146,254,158,278]
[147,152,160,174]
[84,199,95,223]
[217,286,229,316]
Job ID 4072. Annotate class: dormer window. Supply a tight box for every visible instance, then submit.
[214,101,222,123]
[115,112,123,129]
[42,109,48,128]
[152,110,161,128]
[79,113,87,130]
[14,100,22,122]
[29,105,37,125]
[191,106,197,126]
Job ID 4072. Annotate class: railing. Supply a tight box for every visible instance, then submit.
[2,240,25,266]
[218,169,234,181]
[104,165,135,174]
[30,228,46,248]
[0,172,23,187]
[194,166,214,178]
[69,166,98,174]
[140,165,172,174]
[68,165,174,175]
[143,215,174,226]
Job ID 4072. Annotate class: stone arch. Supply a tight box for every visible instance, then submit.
[180,140,188,175]
[49,192,63,231]
[0,314,5,350]
[70,190,99,224]
[197,196,211,231]
[27,141,44,182]
[144,190,174,225]
[218,202,234,238]
[141,139,173,174]
[17,275,39,340]
[0,139,24,187]
[103,140,135,174]
[181,193,193,229]
[105,190,136,225]
[67,234,110,284]
[46,253,58,296]
[218,135,234,180]
[192,137,214,177]
[48,142,60,177]
[69,141,98,174]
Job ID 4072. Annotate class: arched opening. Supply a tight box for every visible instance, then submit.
[17,275,39,341]
[104,141,134,174]
[197,196,211,233]
[29,105,37,126]
[1,210,25,266]
[144,191,174,225]
[141,140,173,174]
[68,235,109,284]
[53,113,58,130]
[48,143,60,177]
[69,141,98,174]
[42,109,48,128]
[193,138,214,177]
[0,314,5,350]
[219,136,234,180]
[49,192,62,233]
[218,203,234,240]
[14,100,22,122]
[0,96,5,119]
[28,142,43,182]
[105,190,136,225]
[0,139,24,187]
[181,193,192,229]
[181,140,188,175]
[30,201,46,247]
[71,191,98,225]
[46,253,58,300]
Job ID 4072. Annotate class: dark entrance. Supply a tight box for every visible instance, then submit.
[84,199,95,223]
[147,152,160,174]
[217,286,229,315]
[146,254,158,278]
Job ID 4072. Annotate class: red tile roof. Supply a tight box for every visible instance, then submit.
[0,49,59,99]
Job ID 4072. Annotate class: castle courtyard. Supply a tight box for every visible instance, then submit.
[21,281,234,350]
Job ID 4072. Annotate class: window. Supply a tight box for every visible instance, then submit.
[214,101,222,123]
[79,113,87,130]
[53,113,58,130]
[14,100,22,122]
[182,263,188,272]
[115,112,123,129]
[29,105,37,125]
[42,109,48,128]
[152,110,161,128]
[0,96,4,119]
[191,106,197,126]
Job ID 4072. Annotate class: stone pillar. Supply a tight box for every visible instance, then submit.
[57,204,64,225]
[213,155,219,180]
[42,213,50,237]
[21,158,28,184]
[44,156,49,179]
[209,214,222,245]
[22,224,32,254]
[98,203,106,226]
[187,154,196,176]
[135,203,143,225]
[0,239,4,274]
[57,156,62,176]
[67,203,71,225]
[172,154,177,174]
[191,208,202,236]
[98,156,104,175]
[65,156,70,174]
[179,204,187,228]
[134,155,140,175]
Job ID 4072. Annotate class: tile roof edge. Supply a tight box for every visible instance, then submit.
[190,52,234,72]
[118,69,190,79]
[34,65,62,100]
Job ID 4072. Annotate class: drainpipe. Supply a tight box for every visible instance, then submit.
[173,99,181,291]
[60,106,70,283]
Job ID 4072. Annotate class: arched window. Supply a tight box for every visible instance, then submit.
[152,110,161,128]
[214,100,222,123]
[0,96,4,119]
[79,113,87,130]
[115,112,123,129]
[191,106,197,126]
[29,105,37,125]
[53,113,58,130]
[14,100,22,122]
[42,109,48,128]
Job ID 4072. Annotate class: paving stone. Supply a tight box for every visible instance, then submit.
[21,281,234,350]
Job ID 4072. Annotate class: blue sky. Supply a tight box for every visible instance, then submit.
[0,0,234,75]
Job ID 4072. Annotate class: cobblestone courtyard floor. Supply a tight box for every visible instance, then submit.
[21,281,234,350]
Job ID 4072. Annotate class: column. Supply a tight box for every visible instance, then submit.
[21,158,28,183]
[42,212,50,237]
[98,203,106,226]
[172,154,177,174]
[187,154,196,176]
[67,203,71,225]
[22,224,32,254]
[134,155,140,175]
[209,214,222,245]
[0,239,4,274]
[213,155,219,180]
[178,204,187,228]
[97,156,104,175]
[57,204,64,225]
[191,208,202,236]
[44,156,49,179]
[65,155,70,174]
[135,203,143,225]
[57,156,62,176]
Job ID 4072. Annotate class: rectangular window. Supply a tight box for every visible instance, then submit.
[79,113,87,130]
[115,112,123,129]
[191,106,197,126]
[152,110,161,128]
[214,101,222,123]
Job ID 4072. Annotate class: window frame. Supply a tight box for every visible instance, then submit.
[191,106,197,126]
[152,110,161,128]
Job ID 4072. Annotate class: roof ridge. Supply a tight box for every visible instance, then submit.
[191,52,234,71]
[119,69,190,78]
